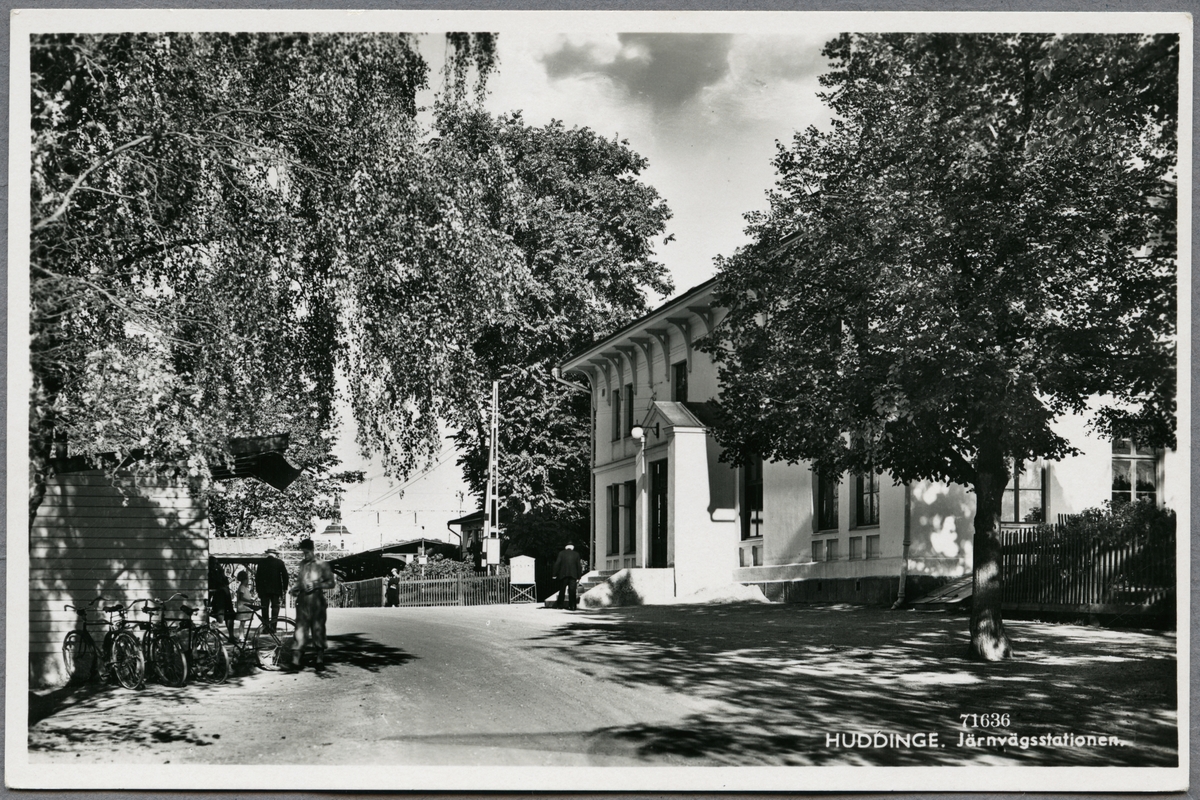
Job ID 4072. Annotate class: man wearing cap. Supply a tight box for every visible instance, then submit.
[552,541,584,611]
[289,538,336,669]
[257,547,289,634]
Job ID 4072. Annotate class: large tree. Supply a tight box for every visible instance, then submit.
[703,34,1177,660]
[346,108,674,562]
[29,32,504,524]
[30,33,670,561]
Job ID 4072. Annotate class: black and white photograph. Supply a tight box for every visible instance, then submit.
[6,9,1191,792]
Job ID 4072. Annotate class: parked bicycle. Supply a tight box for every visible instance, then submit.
[61,598,145,690]
[214,601,296,673]
[163,593,230,684]
[128,598,189,687]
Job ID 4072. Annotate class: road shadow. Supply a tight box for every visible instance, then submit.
[293,632,416,680]
[27,671,260,753]
[530,604,1177,767]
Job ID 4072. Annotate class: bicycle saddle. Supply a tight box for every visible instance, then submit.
[104,604,125,613]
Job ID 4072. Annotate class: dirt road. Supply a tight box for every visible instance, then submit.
[26,603,1177,769]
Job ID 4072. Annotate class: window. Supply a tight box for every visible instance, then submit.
[866,534,881,560]
[811,541,822,563]
[825,538,839,562]
[673,361,689,402]
[611,388,621,442]
[1112,439,1158,505]
[815,470,839,531]
[1001,460,1046,523]
[854,472,880,527]
[608,485,620,554]
[741,456,764,540]
[848,536,862,560]
[623,479,637,553]
[623,383,634,438]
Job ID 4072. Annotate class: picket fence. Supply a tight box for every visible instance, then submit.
[1000,523,1174,615]
[332,575,512,608]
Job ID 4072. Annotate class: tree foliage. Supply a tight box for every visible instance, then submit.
[346,109,673,561]
[30,32,670,563]
[704,34,1177,659]
[28,31,505,525]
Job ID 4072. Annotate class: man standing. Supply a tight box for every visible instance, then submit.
[551,541,584,611]
[385,568,401,608]
[257,547,289,634]
[289,538,336,670]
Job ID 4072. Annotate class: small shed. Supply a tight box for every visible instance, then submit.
[509,555,537,603]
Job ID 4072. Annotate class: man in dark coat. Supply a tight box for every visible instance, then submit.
[551,542,584,611]
[256,547,289,634]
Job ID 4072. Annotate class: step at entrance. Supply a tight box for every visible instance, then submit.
[909,575,973,610]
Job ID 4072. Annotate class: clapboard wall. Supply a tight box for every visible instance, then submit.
[30,470,209,686]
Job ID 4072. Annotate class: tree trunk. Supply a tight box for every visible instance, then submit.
[969,447,1013,661]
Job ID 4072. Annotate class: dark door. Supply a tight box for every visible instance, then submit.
[649,459,668,568]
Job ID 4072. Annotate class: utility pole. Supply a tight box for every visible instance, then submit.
[482,381,500,576]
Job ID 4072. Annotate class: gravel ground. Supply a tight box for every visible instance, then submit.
[24,602,1177,769]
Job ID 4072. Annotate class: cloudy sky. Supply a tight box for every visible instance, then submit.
[429,29,840,300]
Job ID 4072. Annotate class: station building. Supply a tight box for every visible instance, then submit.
[559,278,1182,605]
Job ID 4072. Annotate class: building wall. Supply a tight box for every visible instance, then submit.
[574,287,1181,605]
[29,471,209,687]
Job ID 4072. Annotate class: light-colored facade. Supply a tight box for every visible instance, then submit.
[561,279,1181,604]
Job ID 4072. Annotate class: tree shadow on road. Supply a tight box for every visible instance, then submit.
[302,632,416,680]
[530,605,1177,767]
[27,673,256,753]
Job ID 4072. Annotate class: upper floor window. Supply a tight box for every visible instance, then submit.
[623,384,634,438]
[854,472,880,527]
[611,388,621,442]
[741,456,764,540]
[673,361,688,402]
[1002,459,1045,524]
[1112,439,1158,505]
[814,470,839,532]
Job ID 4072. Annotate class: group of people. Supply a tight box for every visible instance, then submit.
[207,538,336,670]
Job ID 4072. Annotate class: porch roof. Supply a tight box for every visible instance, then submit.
[644,400,723,430]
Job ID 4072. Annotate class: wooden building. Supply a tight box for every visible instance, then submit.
[29,469,208,686]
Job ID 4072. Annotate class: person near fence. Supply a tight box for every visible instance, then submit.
[552,541,584,611]
[385,568,401,607]
[207,556,235,638]
[289,537,336,670]
[257,547,289,633]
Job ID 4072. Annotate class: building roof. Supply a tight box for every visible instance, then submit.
[446,510,485,527]
[209,433,303,491]
[644,400,724,431]
[559,277,717,370]
[209,536,284,558]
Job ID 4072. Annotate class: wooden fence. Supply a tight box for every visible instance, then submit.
[330,577,384,608]
[332,576,512,608]
[1000,523,1174,615]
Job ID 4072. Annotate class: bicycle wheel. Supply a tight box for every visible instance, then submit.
[109,631,145,690]
[150,632,188,687]
[255,617,296,671]
[191,628,230,684]
[62,631,97,685]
